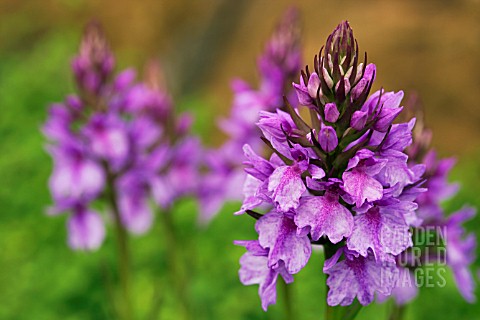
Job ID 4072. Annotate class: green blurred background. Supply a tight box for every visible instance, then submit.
[0,0,479,319]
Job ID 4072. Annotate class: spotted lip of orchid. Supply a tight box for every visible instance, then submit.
[235,19,432,310]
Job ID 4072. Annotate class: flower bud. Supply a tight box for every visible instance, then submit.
[318,125,338,152]
[307,72,321,99]
[72,21,115,96]
[350,110,368,130]
[293,77,313,106]
[324,103,339,123]
[351,64,376,101]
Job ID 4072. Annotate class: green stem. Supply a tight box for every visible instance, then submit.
[99,259,117,319]
[280,278,293,320]
[324,245,337,320]
[147,282,164,320]
[106,169,133,320]
[388,304,406,320]
[159,209,190,320]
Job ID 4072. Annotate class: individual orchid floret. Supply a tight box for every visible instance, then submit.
[342,149,386,207]
[324,247,398,306]
[48,142,105,202]
[294,191,353,243]
[235,240,294,311]
[256,211,311,274]
[67,204,105,251]
[346,200,413,261]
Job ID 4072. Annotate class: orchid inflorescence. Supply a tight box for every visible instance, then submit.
[233,20,477,311]
[44,22,200,250]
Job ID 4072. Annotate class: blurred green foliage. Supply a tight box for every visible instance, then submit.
[0,31,479,320]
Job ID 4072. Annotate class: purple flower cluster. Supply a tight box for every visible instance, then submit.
[384,105,477,304]
[44,23,200,250]
[235,21,428,310]
[199,8,301,222]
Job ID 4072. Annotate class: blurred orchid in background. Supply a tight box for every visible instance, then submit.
[43,22,199,319]
[198,8,301,222]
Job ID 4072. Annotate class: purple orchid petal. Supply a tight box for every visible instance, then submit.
[268,164,306,211]
[256,212,311,274]
[347,205,412,261]
[307,72,321,99]
[342,170,383,207]
[49,144,105,201]
[350,110,368,130]
[67,207,105,251]
[243,144,275,181]
[236,240,294,311]
[324,249,398,306]
[294,193,353,243]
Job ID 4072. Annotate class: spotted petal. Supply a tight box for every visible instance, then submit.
[294,193,353,243]
[256,212,311,274]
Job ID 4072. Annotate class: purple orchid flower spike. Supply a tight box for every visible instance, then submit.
[233,20,446,313]
[44,23,201,251]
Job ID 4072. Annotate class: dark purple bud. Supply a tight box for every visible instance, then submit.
[322,67,334,89]
[334,77,351,95]
[350,110,368,130]
[324,103,339,123]
[318,125,338,152]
